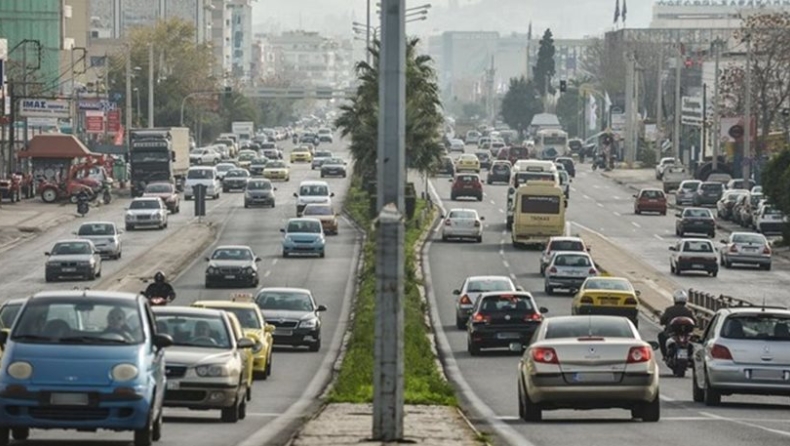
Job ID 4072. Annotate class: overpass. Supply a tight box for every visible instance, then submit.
[241,86,357,100]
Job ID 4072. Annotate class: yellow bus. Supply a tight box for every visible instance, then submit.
[510,182,567,248]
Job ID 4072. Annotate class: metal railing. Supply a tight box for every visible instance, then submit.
[687,288,756,329]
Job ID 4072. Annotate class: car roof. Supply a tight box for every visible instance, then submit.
[53,238,93,245]
[78,221,115,226]
[679,238,714,243]
[465,275,513,283]
[257,287,312,295]
[189,166,215,170]
[152,306,227,318]
[548,236,584,242]
[478,291,534,299]
[1,298,29,306]
[299,180,329,186]
[213,245,254,251]
[132,196,161,201]
[552,250,591,257]
[287,217,323,224]
[192,300,260,310]
[30,290,140,302]
[717,306,790,315]
[584,276,631,284]
[639,188,663,192]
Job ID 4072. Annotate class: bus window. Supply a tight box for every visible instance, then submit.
[520,195,561,214]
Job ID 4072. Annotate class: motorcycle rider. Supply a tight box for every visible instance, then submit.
[658,290,696,359]
[144,271,176,304]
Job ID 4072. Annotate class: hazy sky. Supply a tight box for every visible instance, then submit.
[252,0,652,39]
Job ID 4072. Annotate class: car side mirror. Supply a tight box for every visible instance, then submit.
[118,229,124,234]
[480,216,485,221]
[255,257,262,262]
[264,324,275,333]
[330,192,335,197]
[448,178,453,182]
[516,286,524,291]
[452,289,461,295]
[204,257,210,261]
[273,187,277,191]
[635,290,641,297]
[647,341,660,351]
[293,193,298,198]
[690,334,701,343]
[280,228,285,233]
[669,246,677,251]
[720,239,727,244]
[632,194,637,198]
[71,231,77,235]
[237,338,255,349]
[153,333,174,349]
[539,307,549,313]
[317,304,328,312]
[44,252,50,256]
[675,213,682,217]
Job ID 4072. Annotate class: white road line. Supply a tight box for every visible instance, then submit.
[583,194,591,200]
[498,208,504,213]
[596,203,604,208]
[570,186,577,192]
[264,270,271,278]
[699,411,790,438]
[659,394,675,402]
[613,211,621,217]
[490,200,496,205]
[271,258,278,266]
[631,221,641,228]
[509,273,517,281]
[593,184,601,189]
[502,260,510,268]
[613,195,621,200]
[501,230,507,236]
[653,234,664,241]
[499,249,505,255]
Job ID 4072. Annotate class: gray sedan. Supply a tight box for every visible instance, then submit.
[44,239,103,282]
[719,232,772,270]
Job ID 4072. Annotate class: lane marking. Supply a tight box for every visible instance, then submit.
[659,394,675,402]
[509,273,517,281]
[499,249,505,255]
[596,203,604,208]
[502,260,510,268]
[264,270,271,278]
[583,194,591,200]
[699,411,790,438]
[271,258,278,266]
[653,234,664,241]
[613,195,621,200]
[570,186,577,192]
[631,221,641,228]
[490,200,496,205]
[499,208,504,213]
[613,211,622,217]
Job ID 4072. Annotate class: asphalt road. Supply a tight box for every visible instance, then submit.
[426,157,790,446]
[9,137,361,446]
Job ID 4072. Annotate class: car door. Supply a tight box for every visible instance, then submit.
[693,313,719,381]
[145,303,167,413]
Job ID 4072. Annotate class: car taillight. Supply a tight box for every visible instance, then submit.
[548,267,557,274]
[627,346,652,363]
[763,246,771,254]
[531,347,559,364]
[459,294,472,305]
[588,268,597,275]
[524,312,543,321]
[710,344,733,360]
[471,313,490,323]
[729,245,738,253]
[580,296,594,304]
[625,297,638,305]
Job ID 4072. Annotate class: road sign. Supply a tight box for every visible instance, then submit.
[85,110,105,133]
[20,99,71,118]
[729,124,744,139]
[681,96,703,126]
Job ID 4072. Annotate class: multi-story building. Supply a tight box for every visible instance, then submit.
[650,0,790,29]
[266,31,342,87]
[210,0,232,78]
[89,0,213,43]
[228,0,253,80]
[62,1,92,95]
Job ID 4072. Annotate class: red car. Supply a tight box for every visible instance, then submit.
[507,146,530,165]
[634,188,667,215]
[450,173,483,201]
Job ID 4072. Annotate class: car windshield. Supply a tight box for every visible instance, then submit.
[701,183,723,192]
[466,279,514,293]
[764,206,782,215]
[640,190,663,199]
[287,220,322,233]
[583,279,632,291]
[211,248,253,260]
[456,175,478,183]
[299,185,329,196]
[130,200,160,210]
[448,210,477,219]
[304,205,333,216]
[247,181,272,190]
[255,291,314,312]
[720,314,790,340]
[325,158,344,165]
[0,303,22,329]
[225,170,249,178]
[681,181,701,190]
[294,148,308,153]
[51,242,92,255]
[239,152,255,160]
[212,307,261,330]
[732,234,766,244]
[316,151,332,158]
[492,163,510,172]
[267,161,286,169]
[11,299,143,344]
[553,254,592,267]
[549,240,584,251]
[187,169,213,179]
[144,183,173,194]
[478,294,534,313]
[684,208,711,218]
[216,165,235,172]
[544,317,634,339]
[154,314,231,348]
[475,152,490,159]
[683,241,713,252]
[250,159,267,166]
[78,223,115,236]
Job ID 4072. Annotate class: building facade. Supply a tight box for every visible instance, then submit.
[265,31,342,87]
[90,0,213,43]
[651,0,790,29]
[210,0,231,78]
[228,0,253,79]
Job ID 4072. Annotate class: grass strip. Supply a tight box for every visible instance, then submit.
[328,176,456,405]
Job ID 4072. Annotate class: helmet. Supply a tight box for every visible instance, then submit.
[673,289,689,304]
[154,271,166,283]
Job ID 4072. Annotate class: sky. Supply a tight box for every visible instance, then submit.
[252,0,653,39]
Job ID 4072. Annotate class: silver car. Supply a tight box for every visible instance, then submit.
[691,307,790,406]
[543,251,598,295]
[676,180,702,206]
[518,316,660,422]
[44,239,103,282]
[74,221,123,259]
[125,197,169,231]
[441,209,484,243]
[539,237,589,276]
[719,232,772,270]
[452,275,519,329]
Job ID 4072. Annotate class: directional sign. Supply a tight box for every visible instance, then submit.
[247,87,356,99]
[20,99,71,118]
[681,96,703,126]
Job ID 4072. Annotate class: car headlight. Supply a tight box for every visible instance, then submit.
[243,266,255,274]
[299,318,318,329]
[207,267,217,274]
[284,235,293,242]
[7,361,33,380]
[251,341,263,353]
[126,213,135,220]
[111,363,139,381]
[195,364,230,377]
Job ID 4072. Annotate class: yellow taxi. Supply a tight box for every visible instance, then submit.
[571,276,641,327]
[192,295,275,380]
[224,311,255,400]
[290,146,313,163]
[263,160,291,182]
[301,203,339,235]
[455,154,481,173]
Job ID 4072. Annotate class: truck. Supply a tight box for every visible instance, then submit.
[129,127,190,197]
[231,121,255,143]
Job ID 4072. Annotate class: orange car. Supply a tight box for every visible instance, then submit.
[302,203,339,235]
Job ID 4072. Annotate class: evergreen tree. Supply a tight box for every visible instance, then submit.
[533,29,557,96]
[500,76,544,138]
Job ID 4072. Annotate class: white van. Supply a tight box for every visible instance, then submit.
[512,159,557,173]
[294,180,334,216]
[184,166,222,200]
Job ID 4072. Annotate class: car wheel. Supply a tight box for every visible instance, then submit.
[244,202,249,208]
[476,235,482,243]
[710,269,718,277]
[455,315,465,330]
[309,338,321,352]
[133,408,154,446]
[152,411,163,441]
[703,371,722,406]
[670,263,676,274]
[266,353,273,377]
[282,251,289,258]
[11,427,29,441]
[709,231,715,238]
[467,337,481,356]
[763,263,772,271]
[319,250,325,258]
[544,284,554,295]
[520,382,542,422]
[126,224,134,231]
[86,269,96,281]
[635,209,641,215]
[692,366,705,402]
[239,398,247,420]
[636,394,660,422]
[221,397,241,423]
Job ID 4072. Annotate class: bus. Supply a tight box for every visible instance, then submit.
[534,129,569,160]
[509,182,567,248]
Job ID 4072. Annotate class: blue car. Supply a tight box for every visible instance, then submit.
[0,290,173,446]
[281,217,326,258]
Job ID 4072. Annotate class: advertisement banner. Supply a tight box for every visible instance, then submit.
[85,110,105,133]
[107,109,121,132]
[20,99,71,118]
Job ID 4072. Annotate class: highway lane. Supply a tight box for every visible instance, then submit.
[426,166,790,446]
[17,137,361,446]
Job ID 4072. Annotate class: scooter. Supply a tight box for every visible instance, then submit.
[141,291,170,307]
[76,195,90,217]
[664,316,696,377]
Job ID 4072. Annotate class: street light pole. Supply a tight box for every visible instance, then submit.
[134,88,141,126]
[712,39,722,171]
[673,44,682,162]
[125,47,132,154]
[373,0,405,441]
[743,36,752,181]
[366,0,371,65]
[148,44,154,128]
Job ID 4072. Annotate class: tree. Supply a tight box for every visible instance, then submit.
[500,76,543,138]
[533,29,556,96]
[555,85,580,137]
[760,149,790,242]
[335,38,445,181]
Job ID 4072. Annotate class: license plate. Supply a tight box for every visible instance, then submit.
[599,298,620,305]
[166,381,180,390]
[744,247,758,252]
[62,267,77,272]
[692,264,705,269]
[274,329,293,336]
[224,275,236,279]
[497,332,521,340]
[571,372,616,383]
[50,393,88,405]
[749,369,783,380]
[676,350,688,359]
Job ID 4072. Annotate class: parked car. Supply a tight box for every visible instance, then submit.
[716,189,749,220]
[719,232,772,270]
[754,204,786,234]
[669,238,718,277]
[74,221,123,260]
[675,207,716,238]
[692,181,724,207]
[655,157,677,179]
[633,188,667,215]
[44,239,103,282]
[450,173,483,201]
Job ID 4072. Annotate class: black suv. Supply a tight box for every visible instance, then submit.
[487,161,511,184]
[475,151,492,170]
[437,156,455,176]
[675,207,716,238]
[467,292,548,355]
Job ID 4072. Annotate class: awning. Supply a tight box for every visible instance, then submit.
[17,134,95,159]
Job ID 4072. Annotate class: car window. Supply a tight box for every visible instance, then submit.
[720,314,790,340]
[457,175,478,182]
[217,307,261,330]
[316,151,332,157]
[247,181,271,190]
[448,210,477,219]
[304,205,333,216]
[640,190,664,199]
[553,254,591,267]
[255,291,314,311]
[78,223,115,236]
[466,279,514,293]
[52,242,92,255]
[492,163,510,172]
[267,161,285,168]
[300,185,329,196]
[549,240,584,251]
[478,295,534,313]
[683,241,713,252]
[764,206,782,215]
[732,233,766,244]
[211,248,253,260]
[544,318,634,339]
[0,303,22,329]
[701,183,723,192]
[583,279,632,291]
[216,164,234,172]
[683,208,711,218]
[287,220,322,233]
[130,200,161,210]
[144,183,174,194]
[225,170,249,178]
[681,181,701,190]
[154,314,231,348]
[187,169,213,179]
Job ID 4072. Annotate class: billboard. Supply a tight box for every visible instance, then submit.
[20,99,71,118]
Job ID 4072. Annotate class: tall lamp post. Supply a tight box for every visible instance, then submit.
[133,87,141,126]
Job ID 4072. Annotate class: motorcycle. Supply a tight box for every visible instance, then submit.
[76,195,90,217]
[664,316,696,377]
[292,134,298,144]
[141,291,170,307]
[591,154,607,171]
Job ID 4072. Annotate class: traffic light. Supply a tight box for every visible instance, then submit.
[224,86,232,99]
[559,80,567,93]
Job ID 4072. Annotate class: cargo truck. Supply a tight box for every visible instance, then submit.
[129,127,190,197]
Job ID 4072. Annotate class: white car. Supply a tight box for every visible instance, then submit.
[669,238,718,277]
[184,166,221,200]
[74,221,123,260]
[215,162,237,181]
[754,204,786,234]
[543,251,597,295]
[675,180,702,206]
[452,275,520,329]
[539,237,589,276]
[449,139,465,153]
[655,157,677,179]
[190,147,222,165]
[441,208,484,243]
[125,197,169,231]
[294,180,334,217]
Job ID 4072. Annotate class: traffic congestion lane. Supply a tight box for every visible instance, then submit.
[0,190,237,300]
[20,138,360,446]
[427,175,790,446]
[567,169,790,306]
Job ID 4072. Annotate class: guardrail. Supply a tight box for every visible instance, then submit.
[687,288,756,330]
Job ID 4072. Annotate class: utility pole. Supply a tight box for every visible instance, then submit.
[632,59,640,168]
[373,0,405,441]
[712,38,722,171]
[673,45,682,162]
[486,56,495,125]
[366,0,371,65]
[702,83,707,164]
[624,52,633,167]
[125,47,133,155]
[148,44,154,128]
[656,46,664,160]
[743,36,752,181]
